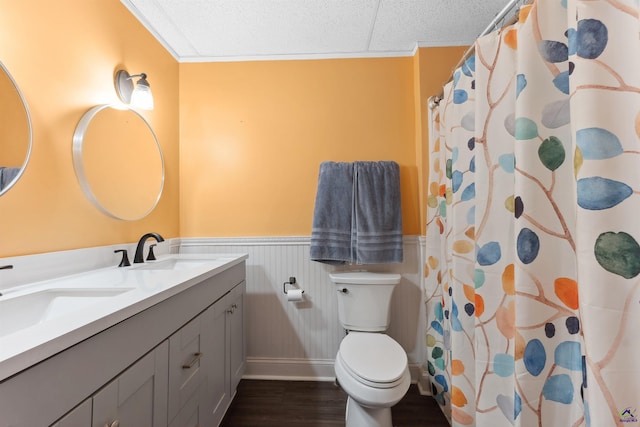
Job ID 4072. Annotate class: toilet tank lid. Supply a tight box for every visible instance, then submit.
[329,271,401,285]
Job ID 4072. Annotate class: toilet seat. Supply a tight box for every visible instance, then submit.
[338,332,407,389]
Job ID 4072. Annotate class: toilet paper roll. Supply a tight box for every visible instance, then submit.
[286,289,304,302]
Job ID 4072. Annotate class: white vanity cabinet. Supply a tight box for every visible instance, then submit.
[228,282,246,398]
[0,260,246,427]
[168,279,246,427]
[168,382,207,427]
[52,341,171,427]
[168,307,209,425]
[50,400,92,427]
[207,281,246,427]
[92,341,169,427]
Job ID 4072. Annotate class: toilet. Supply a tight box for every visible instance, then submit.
[331,271,411,427]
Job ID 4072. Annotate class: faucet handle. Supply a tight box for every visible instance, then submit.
[147,244,157,261]
[114,249,131,267]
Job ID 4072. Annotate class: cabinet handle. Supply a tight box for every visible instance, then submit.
[182,352,203,369]
[105,421,119,427]
[232,303,238,309]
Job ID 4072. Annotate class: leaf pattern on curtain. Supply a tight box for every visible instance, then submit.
[568,0,640,425]
[426,88,451,423]
[425,0,640,425]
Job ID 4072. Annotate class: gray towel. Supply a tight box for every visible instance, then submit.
[310,160,403,265]
[0,167,20,192]
[310,162,354,264]
[352,161,403,264]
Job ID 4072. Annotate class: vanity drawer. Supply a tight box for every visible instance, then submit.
[168,311,207,423]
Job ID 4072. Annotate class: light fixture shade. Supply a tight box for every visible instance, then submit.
[115,70,154,110]
[131,76,154,110]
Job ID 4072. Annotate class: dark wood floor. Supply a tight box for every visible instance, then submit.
[221,380,450,427]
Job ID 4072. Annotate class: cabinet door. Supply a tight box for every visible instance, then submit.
[204,296,230,427]
[168,381,207,427]
[168,314,206,423]
[92,341,168,427]
[228,283,246,394]
[50,399,91,427]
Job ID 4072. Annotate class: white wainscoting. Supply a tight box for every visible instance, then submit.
[180,236,425,382]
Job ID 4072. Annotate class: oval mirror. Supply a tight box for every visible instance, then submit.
[0,60,32,196]
[72,104,164,220]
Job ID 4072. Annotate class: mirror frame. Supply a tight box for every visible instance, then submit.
[72,104,165,220]
[0,60,33,197]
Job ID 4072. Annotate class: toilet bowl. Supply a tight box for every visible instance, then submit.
[335,332,411,427]
[330,272,410,427]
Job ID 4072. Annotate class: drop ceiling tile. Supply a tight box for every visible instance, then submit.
[122,0,199,57]
[370,0,518,50]
[156,0,380,58]
[122,0,521,61]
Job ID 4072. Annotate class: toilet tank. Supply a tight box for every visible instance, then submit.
[330,272,401,332]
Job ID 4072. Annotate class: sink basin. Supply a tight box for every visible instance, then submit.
[0,288,134,338]
[133,258,214,271]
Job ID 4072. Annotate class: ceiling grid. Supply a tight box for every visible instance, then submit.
[121,0,511,62]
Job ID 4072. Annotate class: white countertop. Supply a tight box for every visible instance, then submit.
[0,253,247,382]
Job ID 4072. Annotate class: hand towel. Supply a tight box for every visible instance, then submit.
[352,161,403,264]
[310,161,354,264]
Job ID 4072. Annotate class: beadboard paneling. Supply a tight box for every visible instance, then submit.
[180,236,424,380]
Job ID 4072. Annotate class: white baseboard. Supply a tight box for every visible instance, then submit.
[408,363,423,386]
[243,357,424,384]
[417,381,432,396]
[244,358,337,381]
[416,364,433,396]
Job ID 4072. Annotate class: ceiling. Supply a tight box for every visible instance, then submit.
[120,0,514,62]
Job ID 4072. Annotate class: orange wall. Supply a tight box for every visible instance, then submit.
[0,70,30,166]
[0,0,180,257]
[0,0,467,257]
[415,46,468,234]
[179,57,420,237]
[179,50,466,238]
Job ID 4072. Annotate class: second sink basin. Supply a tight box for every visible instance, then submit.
[0,288,134,338]
[132,258,214,271]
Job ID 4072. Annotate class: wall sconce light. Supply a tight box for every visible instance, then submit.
[115,70,154,110]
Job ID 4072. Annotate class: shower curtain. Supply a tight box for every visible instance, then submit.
[425,0,640,426]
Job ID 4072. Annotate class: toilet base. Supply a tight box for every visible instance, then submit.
[345,396,393,427]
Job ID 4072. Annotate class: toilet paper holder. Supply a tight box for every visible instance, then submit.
[283,276,304,295]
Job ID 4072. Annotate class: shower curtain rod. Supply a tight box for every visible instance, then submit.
[429,0,529,107]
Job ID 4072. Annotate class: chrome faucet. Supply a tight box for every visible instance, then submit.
[133,232,165,263]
